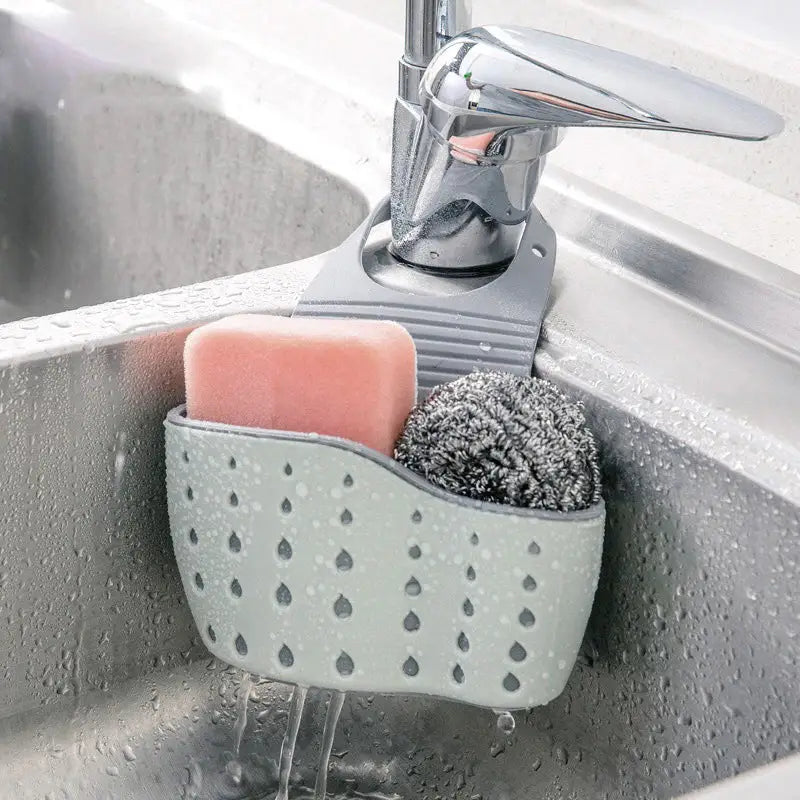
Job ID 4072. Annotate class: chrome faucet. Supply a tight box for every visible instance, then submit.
[391,3,784,271]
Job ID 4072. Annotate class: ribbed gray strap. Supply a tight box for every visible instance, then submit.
[295,199,556,390]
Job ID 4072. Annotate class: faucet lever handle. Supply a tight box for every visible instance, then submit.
[422,26,783,142]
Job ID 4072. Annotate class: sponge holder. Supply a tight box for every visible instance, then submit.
[165,407,605,711]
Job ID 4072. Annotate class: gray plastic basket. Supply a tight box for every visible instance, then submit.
[165,407,605,711]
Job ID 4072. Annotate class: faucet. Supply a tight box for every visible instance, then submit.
[391,2,784,271]
[299,3,783,387]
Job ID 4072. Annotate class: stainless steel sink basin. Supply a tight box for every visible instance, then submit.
[0,10,367,323]
[1,4,798,800]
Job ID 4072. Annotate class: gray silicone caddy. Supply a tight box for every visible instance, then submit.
[164,201,605,711]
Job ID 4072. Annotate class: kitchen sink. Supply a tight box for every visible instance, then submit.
[0,8,367,322]
[0,3,798,800]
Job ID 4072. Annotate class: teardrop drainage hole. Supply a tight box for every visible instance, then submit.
[503,673,520,692]
[278,538,293,560]
[519,608,535,628]
[336,651,354,676]
[403,611,420,632]
[276,583,292,606]
[334,595,352,618]
[402,656,419,677]
[336,549,353,571]
[279,644,294,667]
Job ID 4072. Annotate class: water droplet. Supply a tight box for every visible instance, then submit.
[479,342,492,352]
[122,745,136,762]
[497,711,515,735]
[225,759,242,786]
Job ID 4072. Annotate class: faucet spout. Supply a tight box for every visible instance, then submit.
[391,24,783,271]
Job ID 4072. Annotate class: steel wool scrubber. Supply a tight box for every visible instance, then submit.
[164,405,604,711]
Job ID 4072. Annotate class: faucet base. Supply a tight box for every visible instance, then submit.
[389,98,546,270]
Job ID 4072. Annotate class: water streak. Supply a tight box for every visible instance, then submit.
[225,672,253,786]
[314,691,346,800]
[276,685,309,800]
[233,672,253,756]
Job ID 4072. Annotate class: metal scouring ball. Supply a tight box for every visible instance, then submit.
[394,370,601,512]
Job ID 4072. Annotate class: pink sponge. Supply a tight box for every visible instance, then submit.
[184,314,417,456]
